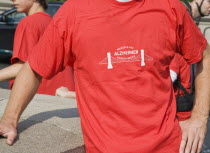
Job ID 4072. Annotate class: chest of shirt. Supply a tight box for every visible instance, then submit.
[70,4,177,82]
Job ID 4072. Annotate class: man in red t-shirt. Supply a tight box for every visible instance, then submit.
[0,0,210,153]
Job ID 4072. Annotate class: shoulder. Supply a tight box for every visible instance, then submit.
[17,16,29,27]
[15,16,31,33]
[27,12,51,24]
[169,0,187,14]
[52,0,78,26]
[27,13,51,31]
[168,0,187,14]
[57,0,78,11]
[167,0,188,24]
[18,13,51,27]
[55,0,91,15]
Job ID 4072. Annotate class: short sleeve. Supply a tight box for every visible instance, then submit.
[177,10,207,64]
[11,18,39,64]
[28,0,75,79]
[177,111,191,121]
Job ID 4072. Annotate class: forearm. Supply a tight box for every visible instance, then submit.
[0,61,24,82]
[1,62,42,126]
[192,45,210,120]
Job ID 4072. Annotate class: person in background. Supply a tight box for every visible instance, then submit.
[55,86,76,98]
[0,0,75,96]
[0,0,210,153]
[181,0,210,23]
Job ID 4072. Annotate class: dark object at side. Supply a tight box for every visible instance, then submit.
[0,2,63,60]
[175,79,194,112]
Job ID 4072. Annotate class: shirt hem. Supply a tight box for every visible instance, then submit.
[28,58,51,79]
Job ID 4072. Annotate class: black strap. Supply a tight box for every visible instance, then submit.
[175,79,194,112]
[196,0,205,17]
[175,79,191,96]
[182,1,193,17]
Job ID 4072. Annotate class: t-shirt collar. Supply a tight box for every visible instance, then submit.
[104,0,143,7]
[116,0,132,2]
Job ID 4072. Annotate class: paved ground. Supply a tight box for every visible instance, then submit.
[0,89,84,153]
[0,4,210,152]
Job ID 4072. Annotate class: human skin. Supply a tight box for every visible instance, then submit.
[0,0,45,83]
[0,44,209,153]
[190,0,210,19]
[0,3,210,148]
[11,0,44,16]
[0,62,41,145]
[179,45,210,153]
[200,0,210,16]
[55,86,76,99]
[0,61,24,82]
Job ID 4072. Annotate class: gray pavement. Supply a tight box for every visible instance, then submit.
[0,3,210,153]
[0,89,84,153]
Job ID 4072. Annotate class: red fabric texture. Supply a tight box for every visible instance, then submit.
[10,12,75,95]
[28,0,207,152]
[177,111,192,121]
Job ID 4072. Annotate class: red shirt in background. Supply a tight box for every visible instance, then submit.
[28,0,207,152]
[10,12,75,95]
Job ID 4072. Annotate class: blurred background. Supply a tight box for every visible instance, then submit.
[0,0,210,152]
[1,0,210,89]
[0,0,66,89]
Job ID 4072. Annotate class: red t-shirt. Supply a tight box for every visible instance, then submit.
[11,12,75,95]
[28,0,207,152]
[170,53,191,121]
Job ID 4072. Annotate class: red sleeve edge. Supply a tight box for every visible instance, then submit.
[187,40,207,65]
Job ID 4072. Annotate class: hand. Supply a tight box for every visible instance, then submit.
[55,86,76,99]
[0,120,17,145]
[179,117,208,153]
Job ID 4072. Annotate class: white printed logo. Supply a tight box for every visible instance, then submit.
[99,46,153,69]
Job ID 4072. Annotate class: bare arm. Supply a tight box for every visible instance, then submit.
[193,45,210,119]
[179,45,210,153]
[55,86,76,99]
[0,60,24,82]
[0,62,42,145]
